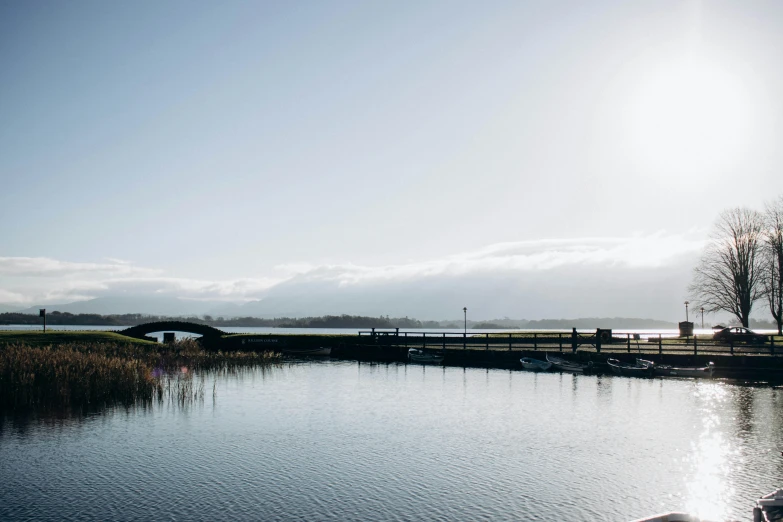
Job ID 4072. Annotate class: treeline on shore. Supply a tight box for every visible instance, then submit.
[0,312,452,329]
[3,311,779,330]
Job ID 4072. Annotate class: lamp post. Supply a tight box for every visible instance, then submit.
[463,307,467,350]
[684,301,690,322]
[39,308,46,333]
[700,307,704,329]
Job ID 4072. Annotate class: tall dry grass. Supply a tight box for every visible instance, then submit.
[0,339,280,413]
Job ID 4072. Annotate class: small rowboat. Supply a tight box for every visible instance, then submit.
[635,359,715,379]
[520,357,552,371]
[283,346,332,356]
[408,348,444,364]
[754,488,783,522]
[629,512,708,521]
[607,358,654,378]
[546,354,593,374]
[656,362,714,379]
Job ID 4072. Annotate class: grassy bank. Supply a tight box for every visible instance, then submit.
[0,330,155,347]
[0,339,281,413]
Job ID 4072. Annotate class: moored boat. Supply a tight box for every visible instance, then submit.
[629,512,708,522]
[754,488,783,522]
[653,362,714,379]
[607,358,654,378]
[283,346,332,356]
[520,357,552,371]
[633,487,781,522]
[408,348,444,364]
[546,354,593,374]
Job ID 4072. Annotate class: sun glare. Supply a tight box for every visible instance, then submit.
[630,56,753,178]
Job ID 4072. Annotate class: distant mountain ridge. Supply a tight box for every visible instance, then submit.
[11,297,227,316]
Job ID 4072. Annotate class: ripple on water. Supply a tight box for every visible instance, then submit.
[2,362,782,521]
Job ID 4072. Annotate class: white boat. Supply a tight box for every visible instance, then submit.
[629,513,710,522]
[757,489,783,507]
[408,348,444,364]
[608,358,654,378]
[546,353,593,373]
[283,346,332,356]
[520,357,552,371]
[655,363,714,379]
[754,488,783,522]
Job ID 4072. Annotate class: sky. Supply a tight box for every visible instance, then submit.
[1,1,782,320]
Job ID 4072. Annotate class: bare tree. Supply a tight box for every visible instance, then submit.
[762,196,783,334]
[690,207,765,327]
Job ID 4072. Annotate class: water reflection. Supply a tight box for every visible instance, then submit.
[684,383,735,521]
[733,386,755,439]
[1,365,283,436]
[2,362,783,521]
[595,374,612,402]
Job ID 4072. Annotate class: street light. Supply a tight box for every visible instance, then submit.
[700,307,704,329]
[684,301,690,322]
[463,307,467,334]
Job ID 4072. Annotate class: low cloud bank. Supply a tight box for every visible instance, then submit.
[0,233,702,319]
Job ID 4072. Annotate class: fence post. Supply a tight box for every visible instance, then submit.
[627,333,631,353]
[559,333,563,352]
[571,328,577,353]
[596,333,601,354]
[486,333,489,351]
[534,333,538,351]
[694,334,698,355]
[404,332,408,348]
[463,332,466,350]
[423,332,426,349]
[771,335,775,356]
[443,333,446,350]
[730,338,734,355]
[508,333,512,351]
[658,334,662,355]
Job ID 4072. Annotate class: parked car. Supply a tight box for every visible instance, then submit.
[712,326,767,345]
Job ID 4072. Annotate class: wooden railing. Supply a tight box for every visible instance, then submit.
[356,329,779,356]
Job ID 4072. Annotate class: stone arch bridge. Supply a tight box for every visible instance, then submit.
[118,321,226,341]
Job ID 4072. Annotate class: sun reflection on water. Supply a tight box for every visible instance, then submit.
[684,382,738,521]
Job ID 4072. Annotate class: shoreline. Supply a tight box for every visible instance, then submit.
[4,329,783,382]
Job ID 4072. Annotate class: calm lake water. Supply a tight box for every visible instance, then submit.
[2,360,782,521]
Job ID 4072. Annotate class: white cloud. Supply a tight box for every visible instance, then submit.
[0,256,160,278]
[0,232,704,308]
[0,257,281,305]
[276,232,705,286]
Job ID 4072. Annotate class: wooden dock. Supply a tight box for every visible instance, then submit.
[211,328,783,379]
[354,328,780,357]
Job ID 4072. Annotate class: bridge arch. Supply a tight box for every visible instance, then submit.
[119,321,226,340]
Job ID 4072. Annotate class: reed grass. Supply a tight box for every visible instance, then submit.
[0,330,156,347]
[0,339,281,413]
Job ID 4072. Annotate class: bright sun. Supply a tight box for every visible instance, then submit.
[629,55,753,177]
